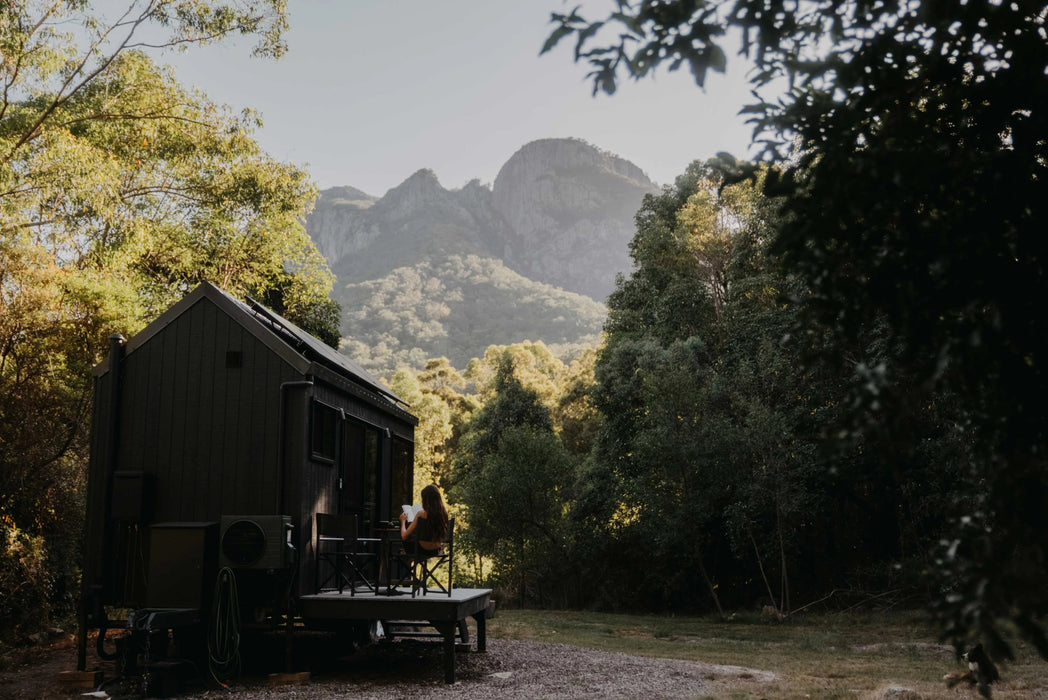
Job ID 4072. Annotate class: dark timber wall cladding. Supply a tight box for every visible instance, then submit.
[83,282,417,611]
[114,296,294,522]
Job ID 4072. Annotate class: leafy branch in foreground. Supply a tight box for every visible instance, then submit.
[545,0,1048,659]
[1,1,287,166]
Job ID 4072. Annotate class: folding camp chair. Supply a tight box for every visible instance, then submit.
[314,513,378,595]
[393,517,454,597]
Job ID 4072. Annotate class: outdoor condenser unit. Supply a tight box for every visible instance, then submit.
[219,515,293,570]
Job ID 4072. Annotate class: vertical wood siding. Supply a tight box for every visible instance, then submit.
[112,298,295,523]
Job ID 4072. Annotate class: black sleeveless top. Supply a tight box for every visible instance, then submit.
[415,514,444,545]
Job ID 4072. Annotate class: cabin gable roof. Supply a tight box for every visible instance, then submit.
[92,282,407,411]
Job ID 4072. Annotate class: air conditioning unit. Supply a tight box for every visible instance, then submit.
[219,515,292,570]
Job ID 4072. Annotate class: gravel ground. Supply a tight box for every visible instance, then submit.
[4,635,778,699]
[185,638,777,699]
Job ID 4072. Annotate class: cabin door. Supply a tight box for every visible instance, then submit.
[340,420,382,530]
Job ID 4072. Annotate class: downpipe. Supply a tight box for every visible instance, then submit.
[276,380,313,516]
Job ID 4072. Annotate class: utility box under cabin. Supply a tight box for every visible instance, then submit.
[81,282,417,646]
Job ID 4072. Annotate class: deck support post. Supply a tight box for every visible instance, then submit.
[473,609,486,652]
[432,622,457,684]
[297,588,492,683]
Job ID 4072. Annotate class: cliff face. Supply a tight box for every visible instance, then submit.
[303,138,658,374]
[309,169,507,284]
[305,138,656,302]
[491,138,657,301]
[307,185,380,264]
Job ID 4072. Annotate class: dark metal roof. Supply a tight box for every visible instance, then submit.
[237,291,404,406]
[93,282,409,410]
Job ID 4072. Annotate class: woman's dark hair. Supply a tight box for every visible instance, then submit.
[421,484,449,541]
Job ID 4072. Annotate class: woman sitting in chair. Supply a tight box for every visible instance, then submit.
[399,484,449,557]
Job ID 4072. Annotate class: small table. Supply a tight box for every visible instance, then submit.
[372,526,404,595]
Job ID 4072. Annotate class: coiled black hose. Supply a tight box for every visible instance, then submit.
[207,567,241,687]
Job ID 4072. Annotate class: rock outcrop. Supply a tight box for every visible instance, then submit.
[492,138,656,301]
[305,137,657,303]
[303,137,659,373]
[307,185,380,264]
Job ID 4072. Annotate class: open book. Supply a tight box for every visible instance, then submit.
[401,504,423,522]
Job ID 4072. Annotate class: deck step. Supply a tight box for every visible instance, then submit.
[267,671,311,687]
[385,619,471,649]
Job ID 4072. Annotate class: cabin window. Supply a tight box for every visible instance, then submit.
[311,401,338,462]
[341,420,384,527]
[390,437,413,517]
[343,421,364,510]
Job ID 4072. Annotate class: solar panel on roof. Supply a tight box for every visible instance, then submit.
[235,293,406,407]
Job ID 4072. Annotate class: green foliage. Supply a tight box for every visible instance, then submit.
[465,340,566,406]
[582,163,779,611]
[0,519,52,638]
[339,254,604,377]
[256,270,342,348]
[603,161,733,347]
[388,367,455,494]
[450,353,577,607]
[349,342,598,606]
[574,158,968,615]
[416,357,482,451]
[551,348,601,461]
[548,0,1048,656]
[0,0,346,641]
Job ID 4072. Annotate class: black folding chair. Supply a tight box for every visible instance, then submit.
[393,517,455,597]
[314,513,378,595]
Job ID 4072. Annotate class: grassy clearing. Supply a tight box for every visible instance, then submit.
[487,609,1047,698]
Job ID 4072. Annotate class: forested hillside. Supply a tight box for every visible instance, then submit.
[340,255,605,372]
[305,138,657,375]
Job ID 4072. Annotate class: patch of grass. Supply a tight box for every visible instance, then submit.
[487,609,1047,699]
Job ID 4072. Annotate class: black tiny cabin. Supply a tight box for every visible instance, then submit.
[82,282,417,627]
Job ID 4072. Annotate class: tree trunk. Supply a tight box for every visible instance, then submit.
[518,537,526,608]
[776,499,790,614]
[749,529,779,614]
[695,544,725,618]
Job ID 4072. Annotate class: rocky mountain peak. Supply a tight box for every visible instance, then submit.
[403,167,444,189]
[493,138,652,194]
[303,137,661,373]
[378,168,449,217]
[306,137,657,302]
[490,138,658,301]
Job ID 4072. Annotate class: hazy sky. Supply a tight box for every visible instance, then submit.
[146,0,759,196]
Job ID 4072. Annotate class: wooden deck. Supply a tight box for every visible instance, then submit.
[298,587,492,683]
